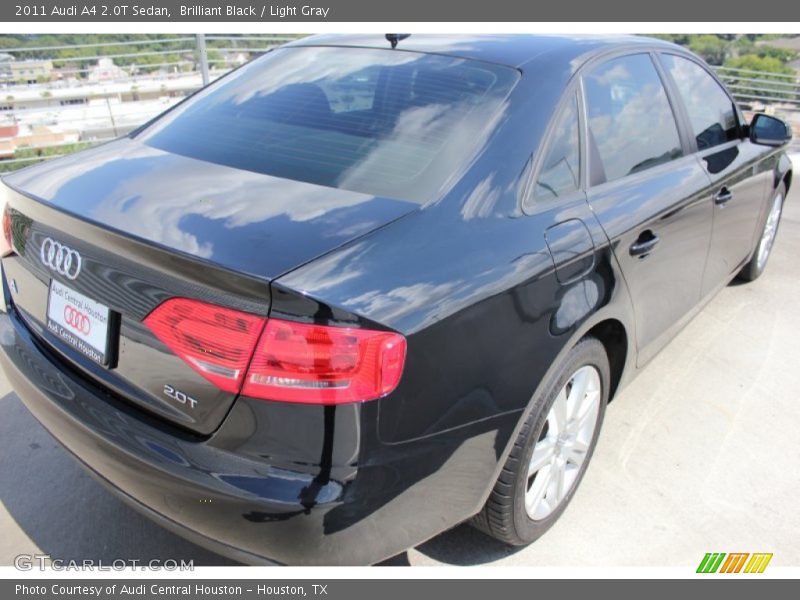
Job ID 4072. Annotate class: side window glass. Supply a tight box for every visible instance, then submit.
[661,54,739,150]
[533,95,581,200]
[583,54,683,183]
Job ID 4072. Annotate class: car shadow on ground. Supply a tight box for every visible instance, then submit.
[380,525,525,566]
[1,392,520,567]
[0,393,238,566]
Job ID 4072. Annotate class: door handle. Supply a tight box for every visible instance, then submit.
[630,230,660,257]
[715,187,733,206]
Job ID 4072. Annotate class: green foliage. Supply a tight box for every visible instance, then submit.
[0,142,93,172]
[14,142,92,158]
[687,34,730,65]
[722,54,797,102]
[648,35,799,103]
[0,161,27,173]
[649,34,691,45]
[0,34,297,77]
[649,34,799,67]
[755,45,798,63]
[724,54,794,75]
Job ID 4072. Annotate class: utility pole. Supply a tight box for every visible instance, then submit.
[196,33,210,86]
[105,96,118,137]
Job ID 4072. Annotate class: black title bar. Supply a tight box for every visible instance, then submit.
[3,0,800,22]
[4,579,796,600]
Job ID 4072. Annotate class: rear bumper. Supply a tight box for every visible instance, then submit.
[0,306,357,565]
[0,304,517,565]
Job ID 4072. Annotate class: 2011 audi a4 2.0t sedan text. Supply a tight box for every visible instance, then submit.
[0,34,792,565]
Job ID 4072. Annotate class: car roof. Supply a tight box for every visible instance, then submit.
[284,34,685,71]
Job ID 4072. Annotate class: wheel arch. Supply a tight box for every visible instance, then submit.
[484,305,635,492]
[471,305,635,522]
[777,152,792,194]
[501,275,638,464]
[584,317,628,402]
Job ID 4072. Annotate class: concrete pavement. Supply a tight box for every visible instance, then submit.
[1,185,799,568]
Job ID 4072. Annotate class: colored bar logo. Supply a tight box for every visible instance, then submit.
[697,553,773,573]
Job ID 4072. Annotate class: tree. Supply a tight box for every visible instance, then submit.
[756,45,798,63]
[722,54,797,101]
[724,54,794,75]
[687,35,730,65]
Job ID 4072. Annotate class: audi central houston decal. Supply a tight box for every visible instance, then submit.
[40,238,82,280]
[63,305,91,335]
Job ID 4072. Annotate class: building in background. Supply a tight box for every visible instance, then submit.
[88,57,126,82]
[0,53,14,83]
[7,60,54,84]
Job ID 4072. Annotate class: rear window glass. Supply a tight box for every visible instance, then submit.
[138,46,518,203]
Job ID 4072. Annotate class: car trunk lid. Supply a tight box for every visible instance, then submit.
[1,139,418,434]
[3,137,417,279]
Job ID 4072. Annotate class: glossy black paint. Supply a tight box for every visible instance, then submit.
[699,141,771,300]
[586,156,714,365]
[0,34,792,565]
[2,139,419,280]
[0,192,272,434]
[750,112,794,146]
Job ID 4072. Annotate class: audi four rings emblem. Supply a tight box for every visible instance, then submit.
[64,306,91,335]
[40,238,82,280]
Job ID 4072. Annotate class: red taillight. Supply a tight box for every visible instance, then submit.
[144,298,265,393]
[1,205,12,257]
[242,319,406,404]
[143,298,406,404]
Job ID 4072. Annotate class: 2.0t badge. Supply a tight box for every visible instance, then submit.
[163,384,198,409]
[40,237,82,280]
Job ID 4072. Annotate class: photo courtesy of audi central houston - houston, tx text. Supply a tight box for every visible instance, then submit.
[0,31,798,568]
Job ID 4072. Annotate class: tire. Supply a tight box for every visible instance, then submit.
[737,184,785,283]
[471,336,610,546]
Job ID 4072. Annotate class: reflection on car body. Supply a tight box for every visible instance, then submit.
[0,34,791,565]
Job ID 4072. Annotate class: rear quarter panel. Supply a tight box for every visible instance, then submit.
[274,67,637,447]
[260,54,640,552]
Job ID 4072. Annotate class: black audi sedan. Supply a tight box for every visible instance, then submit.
[0,34,792,565]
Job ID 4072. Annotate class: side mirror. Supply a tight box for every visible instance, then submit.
[749,113,792,147]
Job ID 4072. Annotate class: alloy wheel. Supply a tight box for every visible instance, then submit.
[525,365,602,520]
[756,193,783,272]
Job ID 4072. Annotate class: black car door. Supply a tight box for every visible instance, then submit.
[658,53,772,297]
[582,53,714,365]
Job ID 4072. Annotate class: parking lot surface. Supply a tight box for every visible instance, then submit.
[1,183,799,568]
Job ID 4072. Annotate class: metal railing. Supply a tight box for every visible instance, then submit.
[715,66,800,109]
[0,37,798,172]
[0,34,301,170]
[714,66,800,154]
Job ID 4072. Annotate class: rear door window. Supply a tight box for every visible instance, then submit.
[661,54,740,150]
[139,47,519,203]
[583,54,683,183]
